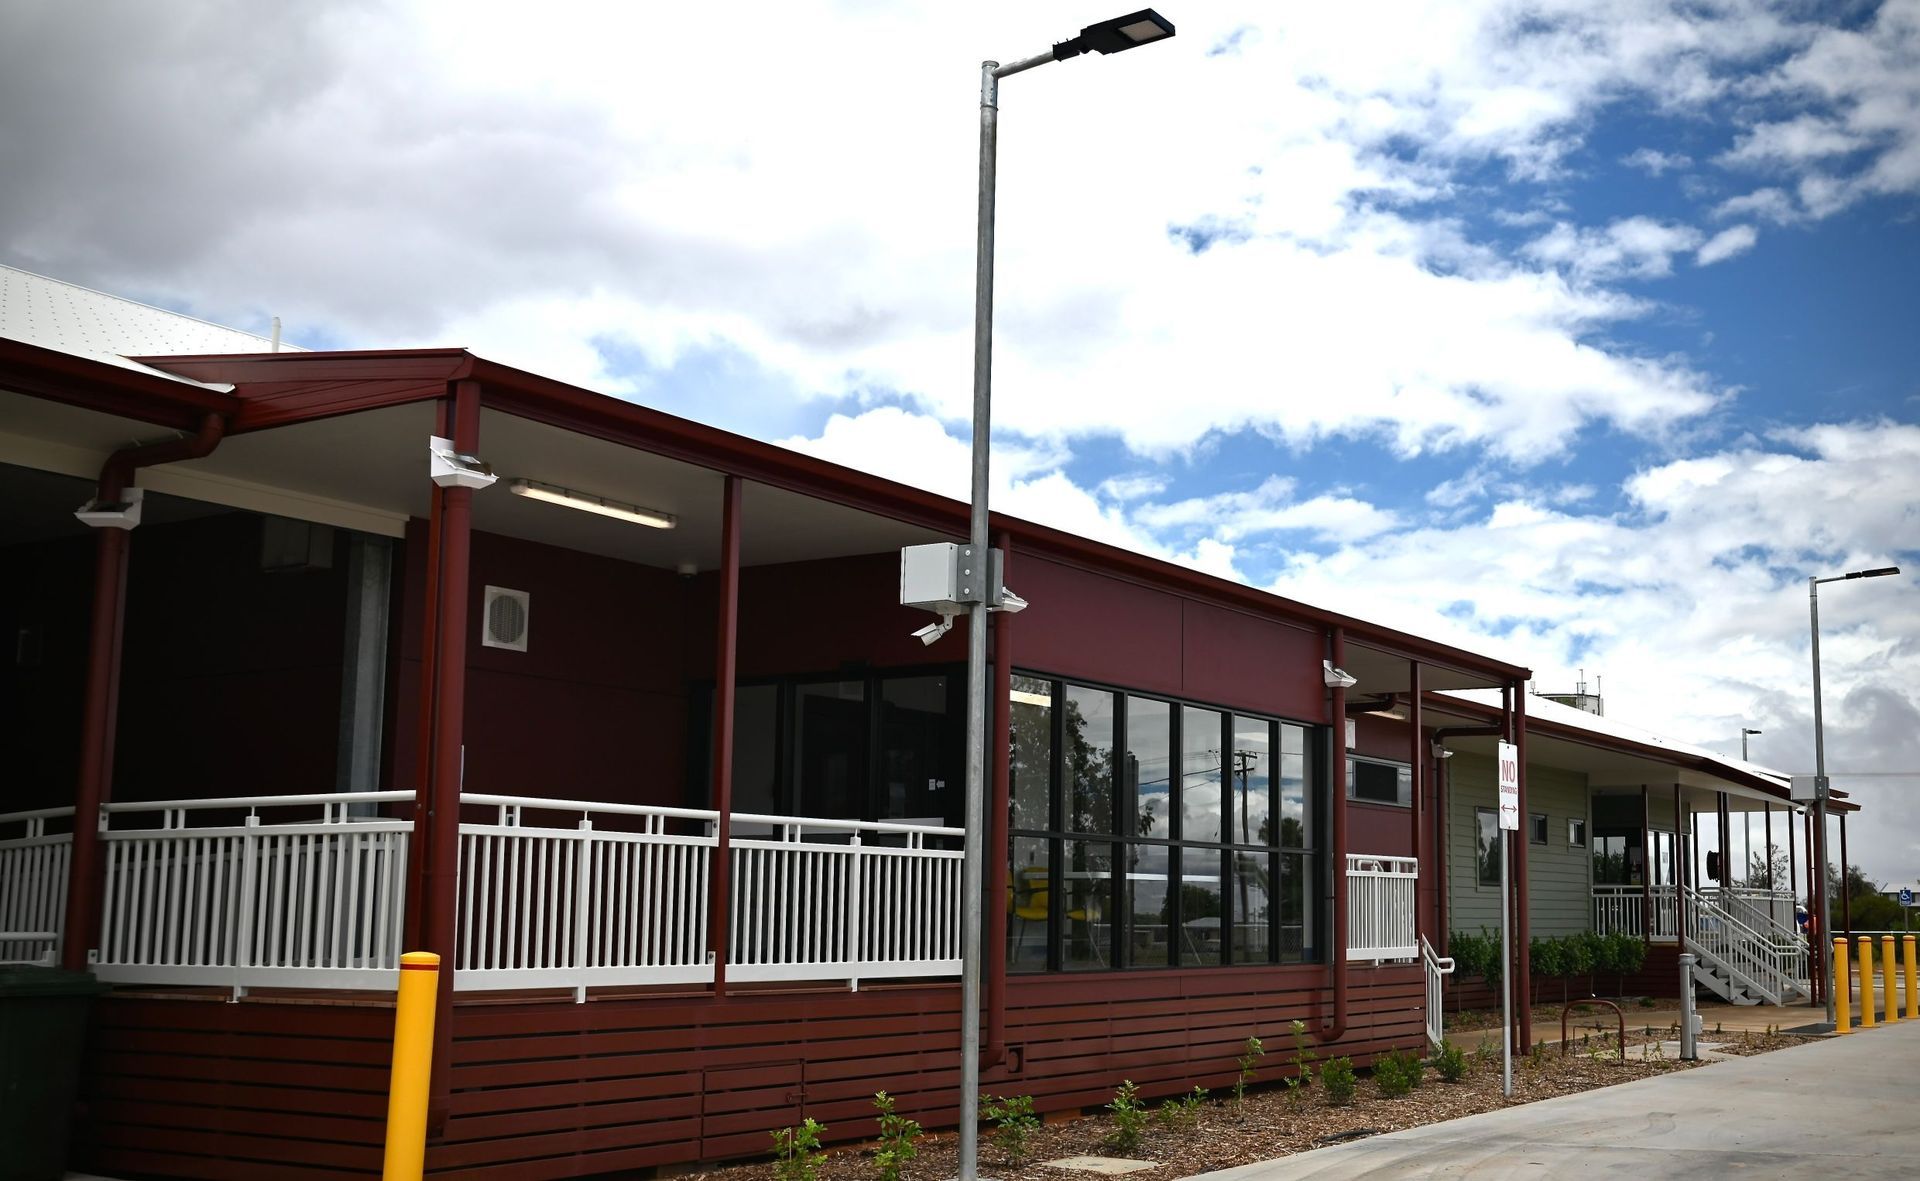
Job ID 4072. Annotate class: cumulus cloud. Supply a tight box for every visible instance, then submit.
[1622,147,1693,175]
[1524,216,1705,280]
[1696,224,1759,265]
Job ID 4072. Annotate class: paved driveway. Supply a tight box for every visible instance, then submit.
[1182,1020,1920,1180]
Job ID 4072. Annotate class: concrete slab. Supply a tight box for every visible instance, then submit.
[1181,1020,1920,1180]
[1043,1156,1159,1174]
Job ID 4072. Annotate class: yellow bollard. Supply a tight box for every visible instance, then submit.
[1882,936,1899,1025]
[1834,939,1852,1034]
[1905,935,1918,1021]
[1858,936,1876,1027]
[383,951,440,1181]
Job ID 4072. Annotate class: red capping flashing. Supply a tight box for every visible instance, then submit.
[117,345,1530,685]
[0,336,242,428]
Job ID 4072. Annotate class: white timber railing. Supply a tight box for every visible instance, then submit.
[95,792,414,993]
[454,794,717,995]
[1,806,73,964]
[15,788,969,997]
[728,814,964,986]
[1346,853,1418,962]
[1421,935,1455,1047]
[1591,884,1680,942]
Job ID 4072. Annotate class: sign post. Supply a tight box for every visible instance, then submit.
[1901,887,1913,932]
[1496,740,1519,1098]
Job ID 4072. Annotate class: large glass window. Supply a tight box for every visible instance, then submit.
[793,680,868,819]
[1060,840,1113,971]
[1181,706,1224,844]
[731,683,780,815]
[1476,807,1502,886]
[1064,686,1116,834]
[1122,842,1171,968]
[1008,673,1321,972]
[1127,697,1172,838]
[1009,676,1054,831]
[877,675,957,823]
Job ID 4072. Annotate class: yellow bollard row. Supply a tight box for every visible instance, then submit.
[1907,935,1918,1021]
[1883,936,1899,1025]
[1834,938,1852,1034]
[1859,935,1876,1028]
[383,950,440,1181]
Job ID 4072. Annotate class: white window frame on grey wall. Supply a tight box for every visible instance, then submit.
[1529,812,1549,846]
[1567,817,1587,848]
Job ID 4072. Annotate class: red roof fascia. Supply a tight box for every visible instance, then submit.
[1,337,241,429]
[131,349,473,432]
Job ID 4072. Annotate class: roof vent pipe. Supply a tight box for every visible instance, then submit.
[270,316,281,352]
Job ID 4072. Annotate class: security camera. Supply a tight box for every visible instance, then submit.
[1323,660,1358,689]
[912,616,955,646]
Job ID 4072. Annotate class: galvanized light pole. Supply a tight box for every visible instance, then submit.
[1809,565,1899,1024]
[959,13,1175,1179]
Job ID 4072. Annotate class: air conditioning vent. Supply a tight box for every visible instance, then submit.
[482,586,529,652]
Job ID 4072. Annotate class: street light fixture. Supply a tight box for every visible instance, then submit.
[1809,564,1900,1025]
[957,13,1174,1180]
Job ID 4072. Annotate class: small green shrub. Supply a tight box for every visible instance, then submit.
[979,1094,1039,1163]
[1320,1056,1356,1106]
[1155,1086,1207,1131]
[1373,1049,1423,1097]
[1286,1019,1319,1093]
[1106,1079,1148,1150]
[1433,1039,1469,1083]
[871,1092,920,1181]
[1234,1035,1265,1105]
[771,1117,827,1181]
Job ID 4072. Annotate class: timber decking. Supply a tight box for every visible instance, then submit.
[78,965,1424,1180]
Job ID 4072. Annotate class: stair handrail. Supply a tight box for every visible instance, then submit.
[1682,884,1794,1004]
[1421,935,1455,1048]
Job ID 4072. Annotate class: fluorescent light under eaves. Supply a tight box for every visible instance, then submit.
[508,479,677,529]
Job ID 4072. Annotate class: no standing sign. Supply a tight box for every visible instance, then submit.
[1497,740,1520,830]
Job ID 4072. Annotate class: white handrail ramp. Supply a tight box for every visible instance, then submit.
[1421,935,1455,1047]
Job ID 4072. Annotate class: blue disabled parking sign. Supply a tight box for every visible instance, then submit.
[1901,888,1914,907]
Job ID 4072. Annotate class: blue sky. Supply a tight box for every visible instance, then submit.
[2,0,1916,878]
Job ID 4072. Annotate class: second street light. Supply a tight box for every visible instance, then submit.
[1809,564,1900,1025]
[956,11,1175,1181]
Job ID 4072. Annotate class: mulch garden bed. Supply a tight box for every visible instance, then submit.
[684,1027,1815,1181]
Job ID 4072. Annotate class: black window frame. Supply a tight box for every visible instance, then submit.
[1529,811,1549,846]
[1006,669,1324,974]
[1475,807,1502,887]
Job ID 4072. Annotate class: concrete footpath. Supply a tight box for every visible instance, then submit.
[1181,1019,1920,1180]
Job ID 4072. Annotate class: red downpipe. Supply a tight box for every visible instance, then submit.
[1408,661,1424,946]
[1318,626,1349,1043]
[708,476,742,996]
[425,380,479,1133]
[984,531,1013,1066]
[1513,683,1531,1051]
[1434,746,1449,955]
[63,412,226,972]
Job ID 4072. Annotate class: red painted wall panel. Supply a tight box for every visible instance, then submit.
[1180,600,1325,722]
[1348,801,1415,858]
[1012,555,1179,697]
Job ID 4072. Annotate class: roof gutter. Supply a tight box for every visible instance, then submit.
[98,412,227,499]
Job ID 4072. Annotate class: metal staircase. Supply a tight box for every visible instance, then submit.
[1681,885,1811,1006]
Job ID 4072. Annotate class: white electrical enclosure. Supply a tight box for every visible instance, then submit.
[901,542,969,615]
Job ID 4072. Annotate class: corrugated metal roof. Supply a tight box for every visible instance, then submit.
[0,264,301,390]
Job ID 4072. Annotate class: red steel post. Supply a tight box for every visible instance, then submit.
[708,476,742,995]
[1640,786,1653,945]
[425,379,480,1132]
[1513,683,1532,1051]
